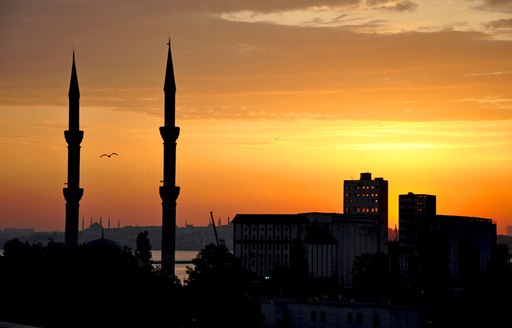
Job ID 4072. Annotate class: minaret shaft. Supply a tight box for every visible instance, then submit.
[164,92,176,127]
[63,53,84,245]
[160,40,180,276]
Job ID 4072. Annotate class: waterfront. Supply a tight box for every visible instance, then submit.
[152,250,198,283]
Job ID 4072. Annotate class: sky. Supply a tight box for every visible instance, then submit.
[1,0,512,234]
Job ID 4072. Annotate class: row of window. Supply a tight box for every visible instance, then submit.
[244,259,290,274]
[243,225,293,232]
[311,311,381,327]
[345,185,378,190]
[345,193,380,198]
[242,244,290,251]
[242,234,292,241]
[244,252,290,261]
[345,207,380,213]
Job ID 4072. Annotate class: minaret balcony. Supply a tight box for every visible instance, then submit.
[159,126,180,142]
[159,185,180,204]
[63,187,84,203]
[64,130,84,144]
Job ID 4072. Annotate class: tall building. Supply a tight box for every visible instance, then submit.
[343,172,388,252]
[63,52,84,245]
[159,39,180,276]
[398,192,436,250]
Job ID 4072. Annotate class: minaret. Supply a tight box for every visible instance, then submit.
[159,39,180,276]
[63,51,84,245]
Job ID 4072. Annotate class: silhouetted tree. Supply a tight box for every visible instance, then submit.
[351,251,398,301]
[135,230,153,267]
[0,237,183,328]
[184,243,263,328]
[263,239,313,300]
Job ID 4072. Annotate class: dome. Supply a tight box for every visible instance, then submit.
[85,237,124,258]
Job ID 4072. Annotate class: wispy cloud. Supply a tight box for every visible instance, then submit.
[216,0,512,39]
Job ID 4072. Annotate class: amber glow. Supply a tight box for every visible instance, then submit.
[1,1,512,234]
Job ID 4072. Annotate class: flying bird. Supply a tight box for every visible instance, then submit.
[100,152,118,158]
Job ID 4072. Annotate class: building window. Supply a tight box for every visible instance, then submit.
[320,311,325,323]
[347,313,353,324]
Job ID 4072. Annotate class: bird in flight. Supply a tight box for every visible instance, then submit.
[100,152,118,158]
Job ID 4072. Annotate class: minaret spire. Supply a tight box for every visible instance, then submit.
[63,51,84,245]
[159,38,180,276]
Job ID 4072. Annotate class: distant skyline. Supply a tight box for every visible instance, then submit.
[1,1,512,234]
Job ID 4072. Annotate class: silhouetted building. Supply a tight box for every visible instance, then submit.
[343,172,388,253]
[396,192,496,284]
[436,214,496,280]
[232,213,337,279]
[232,212,387,288]
[331,213,385,288]
[398,192,436,250]
[261,298,421,328]
[63,52,84,245]
[159,39,180,276]
[233,173,389,288]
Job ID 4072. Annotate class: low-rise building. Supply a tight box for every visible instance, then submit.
[261,298,421,328]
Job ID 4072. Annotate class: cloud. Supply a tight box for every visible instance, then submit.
[484,18,512,28]
[475,0,512,13]
[483,0,512,8]
[167,1,361,14]
[163,0,422,15]
[370,0,418,12]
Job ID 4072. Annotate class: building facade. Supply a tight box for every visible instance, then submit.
[343,172,388,253]
[261,298,421,328]
[398,192,436,251]
[232,213,337,279]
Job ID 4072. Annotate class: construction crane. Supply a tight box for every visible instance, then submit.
[210,211,219,246]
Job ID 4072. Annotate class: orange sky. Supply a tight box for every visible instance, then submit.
[1,0,512,234]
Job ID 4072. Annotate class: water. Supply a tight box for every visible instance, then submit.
[152,250,198,283]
